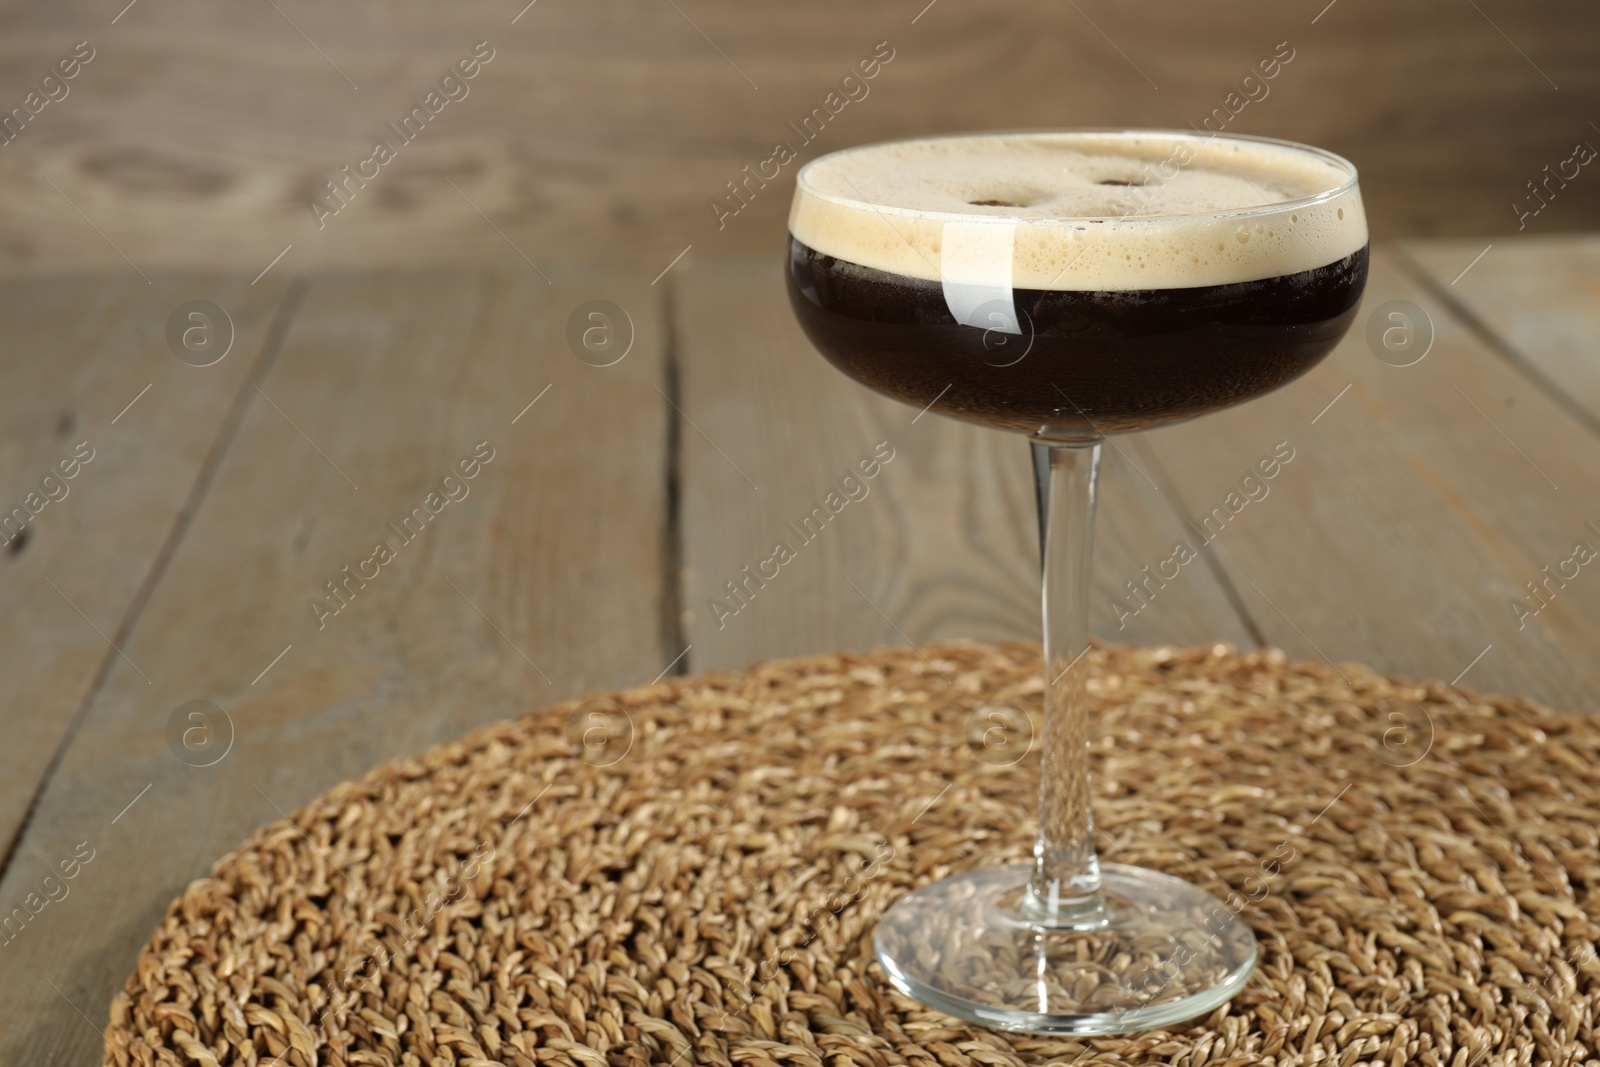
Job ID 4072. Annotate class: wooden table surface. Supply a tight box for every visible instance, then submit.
[2,236,1598,1063]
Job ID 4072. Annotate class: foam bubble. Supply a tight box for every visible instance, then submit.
[789,131,1367,292]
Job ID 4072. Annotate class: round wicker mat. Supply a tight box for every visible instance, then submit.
[107,641,1600,1067]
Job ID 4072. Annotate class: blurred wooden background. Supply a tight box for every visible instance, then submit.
[0,0,1595,279]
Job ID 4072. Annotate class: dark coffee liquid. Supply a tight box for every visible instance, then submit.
[787,237,1368,438]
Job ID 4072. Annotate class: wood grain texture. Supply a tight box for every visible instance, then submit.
[0,274,293,875]
[0,0,1593,278]
[1401,235,1600,430]
[1135,249,1600,712]
[674,257,1255,673]
[0,268,670,1067]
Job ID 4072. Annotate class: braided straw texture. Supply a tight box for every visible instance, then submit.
[106,641,1600,1066]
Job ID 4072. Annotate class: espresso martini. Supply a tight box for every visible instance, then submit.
[779,131,1370,1035]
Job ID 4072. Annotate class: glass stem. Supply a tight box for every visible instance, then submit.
[1024,440,1107,927]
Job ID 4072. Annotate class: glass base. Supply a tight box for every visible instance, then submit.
[874,862,1257,1035]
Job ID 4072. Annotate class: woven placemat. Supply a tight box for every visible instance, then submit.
[106,641,1600,1067]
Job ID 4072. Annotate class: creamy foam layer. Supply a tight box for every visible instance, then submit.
[790,131,1366,292]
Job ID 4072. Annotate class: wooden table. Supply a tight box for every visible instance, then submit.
[2,236,1597,1063]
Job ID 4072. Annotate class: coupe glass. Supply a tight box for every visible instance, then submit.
[784,130,1368,1034]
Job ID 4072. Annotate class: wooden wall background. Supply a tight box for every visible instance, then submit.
[0,0,1594,280]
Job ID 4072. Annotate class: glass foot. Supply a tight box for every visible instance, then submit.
[874,862,1257,1035]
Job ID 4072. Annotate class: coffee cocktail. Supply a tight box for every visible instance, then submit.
[784,131,1368,1034]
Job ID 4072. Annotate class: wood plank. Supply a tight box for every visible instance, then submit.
[674,257,1256,674]
[1135,248,1600,712]
[0,0,1594,277]
[0,268,670,1066]
[0,273,295,874]
[1400,235,1600,429]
